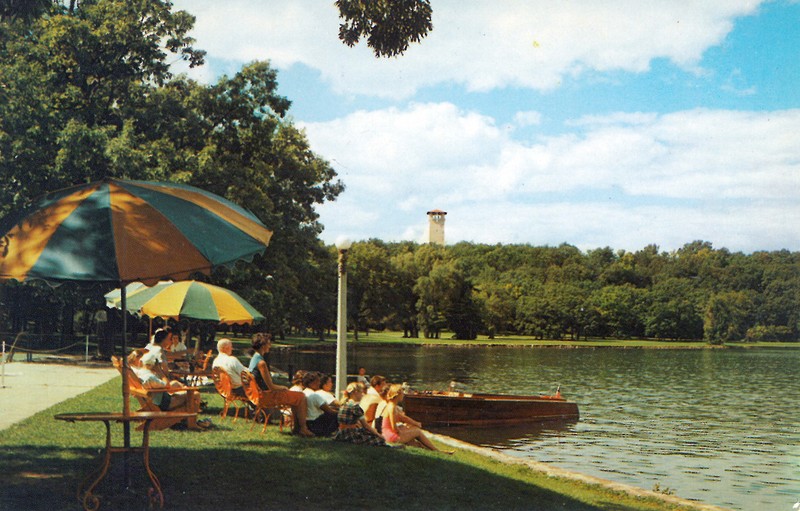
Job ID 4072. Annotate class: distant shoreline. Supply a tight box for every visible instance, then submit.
[264,334,799,350]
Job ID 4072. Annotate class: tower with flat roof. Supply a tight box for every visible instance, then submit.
[427,209,447,246]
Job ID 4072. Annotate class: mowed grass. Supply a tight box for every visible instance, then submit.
[1,378,712,511]
[258,329,797,349]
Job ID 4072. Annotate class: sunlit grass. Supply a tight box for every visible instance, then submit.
[1,378,713,511]
[227,329,799,349]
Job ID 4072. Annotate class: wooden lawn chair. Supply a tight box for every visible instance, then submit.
[211,367,250,422]
[111,356,200,431]
[240,370,291,433]
[241,370,271,433]
[171,350,214,387]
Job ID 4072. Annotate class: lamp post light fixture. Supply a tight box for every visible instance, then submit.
[335,236,353,398]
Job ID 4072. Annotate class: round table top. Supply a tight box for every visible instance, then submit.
[54,411,197,422]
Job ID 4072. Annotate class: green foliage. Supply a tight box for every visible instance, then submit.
[336,0,433,57]
[0,1,342,342]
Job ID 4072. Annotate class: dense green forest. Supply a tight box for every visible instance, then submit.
[340,240,800,344]
[0,2,797,347]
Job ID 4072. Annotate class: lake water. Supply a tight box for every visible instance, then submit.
[270,345,800,511]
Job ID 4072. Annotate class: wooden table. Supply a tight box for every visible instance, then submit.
[54,411,196,511]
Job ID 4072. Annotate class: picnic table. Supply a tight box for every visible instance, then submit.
[55,410,196,510]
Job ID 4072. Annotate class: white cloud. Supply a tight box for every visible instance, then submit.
[304,104,800,253]
[173,0,763,97]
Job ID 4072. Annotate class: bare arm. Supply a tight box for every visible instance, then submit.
[258,359,288,391]
[358,416,381,437]
[397,410,421,428]
[364,402,378,423]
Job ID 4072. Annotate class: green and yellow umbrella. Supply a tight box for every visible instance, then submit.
[107,280,265,325]
[0,178,272,284]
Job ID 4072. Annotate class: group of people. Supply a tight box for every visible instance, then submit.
[127,328,208,429]
[210,333,452,452]
[124,327,450,451]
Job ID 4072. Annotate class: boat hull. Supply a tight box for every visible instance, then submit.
[403,391,579,427]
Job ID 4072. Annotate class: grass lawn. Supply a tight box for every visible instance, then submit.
[1,379,713,511]
[227,329,797,350]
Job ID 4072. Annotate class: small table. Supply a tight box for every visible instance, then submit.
[55,411,196,511]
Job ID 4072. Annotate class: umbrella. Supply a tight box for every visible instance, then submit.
[105,281,174,339]
[0,178,271,284]
[106,280,265,325]
[103,281,173,308]
[0,178,272,442]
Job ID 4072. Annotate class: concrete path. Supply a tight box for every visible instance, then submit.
[0,359,117,431]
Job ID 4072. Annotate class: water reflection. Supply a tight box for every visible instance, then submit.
[428,419,579,448]
[269,345,800,511]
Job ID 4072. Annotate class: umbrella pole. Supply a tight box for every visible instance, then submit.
[121,285,131,449]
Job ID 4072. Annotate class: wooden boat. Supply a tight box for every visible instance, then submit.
[403,389,579,427]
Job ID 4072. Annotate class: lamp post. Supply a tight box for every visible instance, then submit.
[335,236,353,398]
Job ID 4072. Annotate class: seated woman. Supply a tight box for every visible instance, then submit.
[248,333,314,437]
[316,374,338,407]
[360,375,387,430]
[302,371,339,436]
[289,370,306,392]
[138,352,207,429]
[381,384,452,453]
[333,382,385,447]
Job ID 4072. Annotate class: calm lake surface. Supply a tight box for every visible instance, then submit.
[270,345,799,511]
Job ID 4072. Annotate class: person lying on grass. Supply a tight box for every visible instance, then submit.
[333,382,386,447]
[382,384,453,454]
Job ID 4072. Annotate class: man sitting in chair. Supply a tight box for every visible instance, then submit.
[211,338,249,400]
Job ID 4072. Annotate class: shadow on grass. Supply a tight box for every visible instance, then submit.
[1,440,650,511]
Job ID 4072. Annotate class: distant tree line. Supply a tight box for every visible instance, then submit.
[340,240,800,344]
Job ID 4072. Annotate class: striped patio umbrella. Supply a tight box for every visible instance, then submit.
[0,178,272,284]
[0,178,272,426]
[107,280,264,325]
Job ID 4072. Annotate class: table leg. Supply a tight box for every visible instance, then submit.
[77,419,112,511]
[141,419,164,508]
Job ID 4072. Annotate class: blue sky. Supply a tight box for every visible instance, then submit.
[172,0,800,254]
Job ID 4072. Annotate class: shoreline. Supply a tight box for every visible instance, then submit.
[429,432,733,511]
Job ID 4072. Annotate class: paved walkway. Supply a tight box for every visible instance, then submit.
[0,358,117,431]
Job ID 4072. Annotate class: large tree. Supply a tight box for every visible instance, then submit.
[0,0,342,338]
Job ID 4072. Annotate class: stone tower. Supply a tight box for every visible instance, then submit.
[427,209,447,246]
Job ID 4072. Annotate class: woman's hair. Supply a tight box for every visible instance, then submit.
[127,350,142,366]
[319,374,332,388]
[302,371,321,388]
[370,374,386,388]
[292,370,306,386]
[386,383,404,402]
[341,382,365,403]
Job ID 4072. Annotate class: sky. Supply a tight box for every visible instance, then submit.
[170,0,800,254]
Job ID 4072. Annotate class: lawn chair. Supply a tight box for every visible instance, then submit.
[110,356,200,431]
[240,370,270,433]
[240,370,292,434]
[211,367,250,422]
[171,350,214,387]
